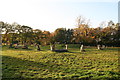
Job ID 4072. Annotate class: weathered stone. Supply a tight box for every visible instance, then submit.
[65,44,68,50]
[97,45,103,50]
[80,45,85,52]
[50,44,55,51]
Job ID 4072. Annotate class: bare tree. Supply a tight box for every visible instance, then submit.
[76,16,91,52]
[99,21,107,28]
[76,16,86,28]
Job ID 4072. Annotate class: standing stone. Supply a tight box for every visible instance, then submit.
[102,45,105,49]
[50,44,55,51]
[80,44,85,52]
[50,45,53,51]
[65,44,68,50]
[97,45,101,50]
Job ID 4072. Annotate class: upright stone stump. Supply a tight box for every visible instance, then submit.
[65,44,68,50]
[50,44,55,51]
[97,45,103,50]
[102,45,105,49]
[80,45,85,52]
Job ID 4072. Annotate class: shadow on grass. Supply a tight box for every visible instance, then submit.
[2,55,120,80]
[2,55,57,79]
[105,47,119,51]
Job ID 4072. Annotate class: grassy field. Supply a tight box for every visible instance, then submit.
[1,45,119,80]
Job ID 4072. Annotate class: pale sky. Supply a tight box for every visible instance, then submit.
[0,0,118,32]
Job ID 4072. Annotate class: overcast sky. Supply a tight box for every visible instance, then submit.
[0,0,118,32]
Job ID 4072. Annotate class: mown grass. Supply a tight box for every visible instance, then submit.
[1,45,119,80]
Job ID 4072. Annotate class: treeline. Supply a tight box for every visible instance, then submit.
[0,17,120,50]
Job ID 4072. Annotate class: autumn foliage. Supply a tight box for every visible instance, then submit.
[0,19,119,48]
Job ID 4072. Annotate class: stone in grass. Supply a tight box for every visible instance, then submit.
[97,45,104,50]
[50,44,55,51]
[65,44,68,50]
[80,45,85,52]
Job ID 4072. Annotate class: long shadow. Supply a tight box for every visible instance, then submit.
[2,55,61,79]
[2,55,120,80]
[105,47,119,51]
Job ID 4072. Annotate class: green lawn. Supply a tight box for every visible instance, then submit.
[1,45,119,80]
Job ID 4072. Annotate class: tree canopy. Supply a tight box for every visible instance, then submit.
[1,17,119,48]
